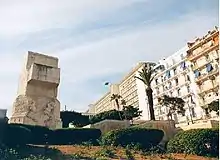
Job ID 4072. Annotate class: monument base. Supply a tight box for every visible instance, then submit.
[9,95,61,129]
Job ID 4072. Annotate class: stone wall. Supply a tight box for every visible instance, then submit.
[136,120,176,143]
[176,119,219,131]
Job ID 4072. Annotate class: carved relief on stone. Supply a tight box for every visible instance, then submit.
[26,99,38,123]
[43,101,56,127]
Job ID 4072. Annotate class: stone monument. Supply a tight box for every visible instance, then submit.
[9,51,62,129]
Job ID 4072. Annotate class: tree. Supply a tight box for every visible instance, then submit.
[122,105,142,122]
[208,99,219,115]
[60,111,90,128]
[89,109,123,124]
[135,63,156,120]
[158,95,185,120]
[110,94,123,120]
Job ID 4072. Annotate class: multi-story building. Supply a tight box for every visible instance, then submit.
[87,27,219,123]
[0,109,7,119]
[88,62,156,120]
[151,46,201,123]
[186,27,219,117]
[89,84,120,114]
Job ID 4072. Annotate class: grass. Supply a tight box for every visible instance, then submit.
[2,144,218,160]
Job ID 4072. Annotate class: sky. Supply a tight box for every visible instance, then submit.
[0,0,218,117]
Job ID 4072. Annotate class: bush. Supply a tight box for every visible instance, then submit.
[2,124,31,147]
[101,127,164,150]
[48,128,101,145]
[0,143,19,160]
[10,123,52,145]
[167,128,219,157]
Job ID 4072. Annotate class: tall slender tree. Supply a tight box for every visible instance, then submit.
[110,94,122,120]
[135,63,156,120]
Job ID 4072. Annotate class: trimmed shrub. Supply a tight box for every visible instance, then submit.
[10,123,52,145]
[2,124,31,147]
[101,127,164,150]
[48,128,101,145]
[167,128,219,157]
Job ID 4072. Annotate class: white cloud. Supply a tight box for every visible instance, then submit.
[0,1,218,116]
[0,0,142,36]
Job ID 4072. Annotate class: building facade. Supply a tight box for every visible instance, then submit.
[87,27,219,123]
[151,46,203,123]
[88,62,155,120]
[186,27,219,118]
[0,109,7,119]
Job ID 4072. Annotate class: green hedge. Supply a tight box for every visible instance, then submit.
[2,125,31,147]
[167,129,219,157]
[4,124,101,146]
[49,128,101,145]
[101,127,164,150]
[10,123,52,145]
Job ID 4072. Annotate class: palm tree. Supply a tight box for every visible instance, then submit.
[110,94,122,120]
[135,63,156,120]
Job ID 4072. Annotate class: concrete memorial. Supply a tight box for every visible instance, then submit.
[9,51,62,129]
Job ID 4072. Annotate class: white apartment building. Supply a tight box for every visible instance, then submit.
[151,46,204,123]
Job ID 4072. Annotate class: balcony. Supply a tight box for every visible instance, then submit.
[197,80,219,96]
[188,42,219,62]
[27,63,60,87]
[195,68,219,83]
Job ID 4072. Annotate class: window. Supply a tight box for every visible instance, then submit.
[175,78,179,86]
[155,79,158,85]
[186,75,190,81]
[191,107,196,117]
[177,88,181,96]
[161,76,164,82]
[166,71,171,78]
[194,70,201,78]
[187,86,190,92]
[181,61,186,70]
[206,63,213,72]
[205,55,210,61]
[173,68,177,75]
[168,81,172,89]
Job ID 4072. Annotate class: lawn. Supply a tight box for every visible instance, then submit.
[38,145,218,160]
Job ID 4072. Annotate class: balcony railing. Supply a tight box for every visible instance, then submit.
[188,43,219,62]
[195,68,219,83]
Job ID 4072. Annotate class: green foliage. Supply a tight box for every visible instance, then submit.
[207,99,219,115]
[2,124,31,147]
[167,128,219,157]
[60,110,90,128]
[135,63,156,121]
[48,128,101,145]
[95,147,116,158]
[101,127,164,150]
[90,106,142,124]
[90,109,123,124]
[2,123,101,146]
[10,123,52,145]
[0,144,19,160]
[125,147,135,160]
[122,105,142,121]
[158,95,185,119]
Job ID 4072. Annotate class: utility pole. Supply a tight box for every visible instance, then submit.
[65,105,67,111]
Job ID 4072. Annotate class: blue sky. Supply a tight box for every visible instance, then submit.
[0,0,218,116]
